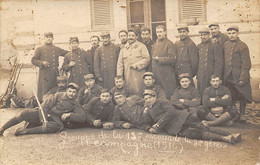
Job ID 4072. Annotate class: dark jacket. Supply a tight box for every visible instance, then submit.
[42,86,66,102]
[76,84,103,106]
[139,84,166,100]
[142,39,154,71]
[86,46,99,75]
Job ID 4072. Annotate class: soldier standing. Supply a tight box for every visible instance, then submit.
[209,23,229,46]
[31,32,68,102]
[118,30,128,49]
[141,27,154,71]
[86,35,100,75]
[223,26,252,122]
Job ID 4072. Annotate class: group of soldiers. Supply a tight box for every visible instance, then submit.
[0,23,252,145]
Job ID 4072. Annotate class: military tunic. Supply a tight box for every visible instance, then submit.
[223,38,252,102]
[117,41,150,94]
[110,85,135,99]
[142,39,154,71]
[86,46,99,75]
[151,38,177,99]
[197,39,224,95]
[76,84,103,106]
[62,48,90,88]
[84,97,115,125]
[213,32,229,46]
[31,43,68,102]
[42,86,66,102]
[139,84,166,100]
[175,37,199,77]
[94,42,120,89]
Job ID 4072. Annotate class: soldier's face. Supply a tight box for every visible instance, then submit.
[91,37,99,47]
[100,92,112,103]
[66,88,77,99]
[180,77,191,89]
[141,30,151,42]
[228,30,239,41]
[128,32,138,43]
[209,26,220,36]
[156,28,166,40]
[70,41,79,50]
[144,95,157,106]
[57,81,66,88]
[85,79,95,88]
[44,36,54,44]
[178,30,189,40]
[144,76,155,87]
[115,79,125,89]
[119,32,128,44]
[210,77,222,88]
[114,95,126,105]
[102,36,111,45]
[200,33,210,43]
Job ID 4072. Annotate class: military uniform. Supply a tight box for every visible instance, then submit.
[94,42,120,89]
[197,39,224,95]
[76,84,103,106]
[142,39,154,71]
[62,48,90,88]
[175,37,199,78]
[84,97,115,125]
[86,45,99,75]
[31,43,68,102]
[42,86,66,102]
[110,85,135,99]
[139,84,166,100]
[151,38,177,99]
[213,32,229,46]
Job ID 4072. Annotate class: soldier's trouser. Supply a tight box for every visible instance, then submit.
[197,106,237,120]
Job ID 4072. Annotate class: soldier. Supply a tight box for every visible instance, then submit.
[42,75,67,102]
[110,76,135,99]
[31,32,68,102]
[198,74,238,127]
[223,26,252,122]
[141,27,154,71]
[86,35,100,75]
[170,73,201,118]
[118,30,128,49]
[142,89,241,145]
[62,37,90,88]
[94,32,120,89]
[76,74,103,106]
[83,89,115,128]
[139,72,166,100]
[117,29,150,94]
[209,23,229,46]
[0,83,85,136]
[175,26,198,83]
[197,27,224,95]
[151,25,177,99]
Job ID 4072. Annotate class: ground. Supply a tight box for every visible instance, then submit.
[0,108,259,165]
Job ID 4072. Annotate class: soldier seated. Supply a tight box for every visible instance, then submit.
[170,73,201,118]
[198,74,239,127]
[76,74,102,106]
[0,83,85,136]
[142,89,241,145]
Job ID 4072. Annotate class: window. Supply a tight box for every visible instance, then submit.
[179,0,206,24]
[90,0,113,30]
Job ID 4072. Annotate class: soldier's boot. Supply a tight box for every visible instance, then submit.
[202,131,236,145]
[208,127,241,143]
[15,126,45,136]
[0,116,23,136]
[239,101,246,122]
[203,112,232,127]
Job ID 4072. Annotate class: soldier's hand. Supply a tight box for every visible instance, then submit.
[148,127,157,134]
[103,122,114,130]
[97,77,103,82]
[152,56,159,61]
[179,99,185,102]
[222,94,229,99]
[121,122,132,129]
[61,113,71,121]
[209,98,216,102]
[93,119,102,127]
[130,64,137,70]
[84,88,90,94]
[238,81,245,86]
[42,61,49,68]
[69,61,76,67]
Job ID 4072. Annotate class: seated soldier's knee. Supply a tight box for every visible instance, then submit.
[225,106,237,118]
[45,122,61,133]
[19,110,39,122]
[197,108,209,120]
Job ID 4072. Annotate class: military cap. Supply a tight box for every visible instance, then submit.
[177,26,189,31]
[143,72,154,79]
[84,74,95,80]
[198,27,210,34]
[227,25,239,32]
[208,23,219,28]
[69,37,79,43]
[67,83,79,90]
[114,91,124,97]
[56,75,67,82]
[128,29,138,35]
[178,73,190,80]
[44,32,53,37]
[100,32,110,38]
[143,89,157,96]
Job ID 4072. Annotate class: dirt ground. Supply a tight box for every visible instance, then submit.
[0,108,259,165]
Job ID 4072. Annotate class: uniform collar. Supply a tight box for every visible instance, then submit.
[125,40,140,49]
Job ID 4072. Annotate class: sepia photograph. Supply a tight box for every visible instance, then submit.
[0,0,259,164]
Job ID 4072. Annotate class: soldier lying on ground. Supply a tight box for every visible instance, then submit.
[142,89,241,145]
[198,74,239,127]
[0,83,85,136]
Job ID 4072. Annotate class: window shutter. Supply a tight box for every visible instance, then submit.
[91,0,113,30]
[179,0,206,23]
